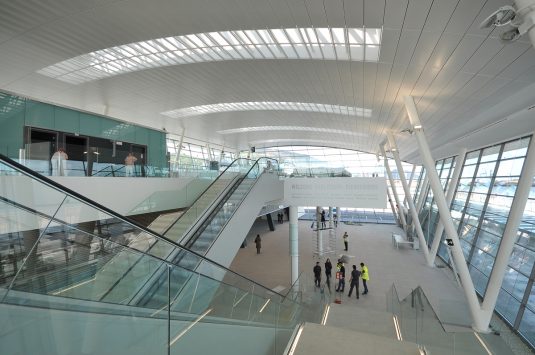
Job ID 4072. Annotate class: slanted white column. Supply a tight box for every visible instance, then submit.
[173,129,185,172]
[380,144,407,230]
[316,206,323,256]
[336,207,341,228]
[415,173,429,214]
[328,206,334,248]
[481,134,535,327]
[386,188,399,223]
[403,164,417,207]
[404,96,485,331]
[428,149,467,266]
[289,206,299,286]
[387,132,431,264]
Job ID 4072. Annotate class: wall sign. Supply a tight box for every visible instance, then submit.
[284,177,387,208]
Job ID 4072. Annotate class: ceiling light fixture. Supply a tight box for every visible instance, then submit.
[38,27,382,84]
[163,101,371,118]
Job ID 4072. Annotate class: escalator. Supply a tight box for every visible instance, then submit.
[0,154,322,354]
[132,158,276,307]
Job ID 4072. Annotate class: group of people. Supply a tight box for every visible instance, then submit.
[313,259,369,298]
[277,212,284,224]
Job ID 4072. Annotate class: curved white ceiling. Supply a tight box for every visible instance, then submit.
[37,27,382,84]
[161,101,372,118]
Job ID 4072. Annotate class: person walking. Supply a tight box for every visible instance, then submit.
[321,210,326,229]
[335,260,345,293]
[254,234,262,254]
[324,258,332,284]
[343,232,349,251]
[313,262,322,287]
[361,262,369,294]
[348,265,361,299]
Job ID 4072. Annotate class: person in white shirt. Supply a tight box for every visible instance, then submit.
[124,152,137,177]
[51,148,68,176]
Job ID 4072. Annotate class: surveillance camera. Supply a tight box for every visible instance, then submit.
[500,28,521,42]
[480,5,516,29]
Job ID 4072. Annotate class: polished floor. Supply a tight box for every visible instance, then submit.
[230,217,533,354]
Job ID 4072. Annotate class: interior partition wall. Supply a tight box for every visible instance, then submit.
[413,135,535,348]
[0,91,167,171]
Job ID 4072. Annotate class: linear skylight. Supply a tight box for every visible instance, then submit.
[38,27,382,84]
[218,126,366,136]
[162,102,372,118]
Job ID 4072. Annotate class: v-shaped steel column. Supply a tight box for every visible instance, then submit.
[380,144,407,230]
[387,132,431,265]
[404,96,485,331]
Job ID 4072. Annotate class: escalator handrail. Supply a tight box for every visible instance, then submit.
[160,157,254,236]
[0,154,289,300]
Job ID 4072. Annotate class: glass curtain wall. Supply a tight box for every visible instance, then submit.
[413,135,535,348]
[167,138,235,176]
[251,145,421,219]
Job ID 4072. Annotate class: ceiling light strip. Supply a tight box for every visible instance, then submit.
[162,101,372,118]
[38,27,382,84]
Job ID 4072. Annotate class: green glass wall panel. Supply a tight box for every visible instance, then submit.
[0,91,166,168]
[118,124,136,142]
[54,106,79,134]
[25,101,54,128]
[135,127,149,145]
[0,93,26,157]
[79,112,102,136]
[149,129,166,168]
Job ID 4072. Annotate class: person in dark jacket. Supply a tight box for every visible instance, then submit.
[313,262,322,287]
[324,258,332,284]
[335,260,345,292]
[254,234,261,254]
[348,265,361,299]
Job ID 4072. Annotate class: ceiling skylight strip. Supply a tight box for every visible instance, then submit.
[38,27,382,84]
[217,126,366,136]
[161,101,372,118]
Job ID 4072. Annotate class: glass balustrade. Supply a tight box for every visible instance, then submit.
[386,284,514,354]
[0,154,316,355]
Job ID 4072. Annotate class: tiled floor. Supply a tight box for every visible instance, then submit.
[229,217,533,354]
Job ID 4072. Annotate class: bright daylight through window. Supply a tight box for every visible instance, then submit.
[162,102,372,119]
[38,27,382,84]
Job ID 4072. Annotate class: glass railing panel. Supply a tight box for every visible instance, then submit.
[1,154,323,355]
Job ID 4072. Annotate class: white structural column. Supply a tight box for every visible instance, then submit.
[481,134,535,327]
[404,96,485,331]
[428,149,467,266]
[386,188,398,223]
[403,164,417,207]
[380,144,407,230]
[173,129,185,170]
[289,206,299,286]
[316,206,323,256]
[387,133,431,264]
[515,0,535,47]
[336,207,340,228]
[415,174,429,216]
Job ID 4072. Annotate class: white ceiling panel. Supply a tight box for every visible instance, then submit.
[0,0,533,162]
[443,0,487,35]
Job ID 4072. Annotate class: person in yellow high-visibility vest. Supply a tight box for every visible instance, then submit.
[360,262,369,295]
